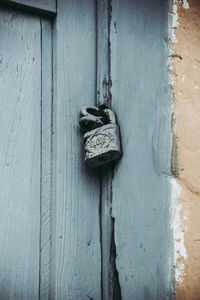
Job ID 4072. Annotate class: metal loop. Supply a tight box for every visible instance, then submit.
[79,106,117,133]
[103,108,116,124]
[79,106,105,133]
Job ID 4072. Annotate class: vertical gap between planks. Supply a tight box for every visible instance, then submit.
[96,2,104,299]
[39,16,42,300]
[96,0,121,299]
[96,0,109,298]
[99,174,103,300]
[39,17,53,300]
[49,19,54,300]
[108,0,112,106]
[96,0,110,108]
[49,18,53,299]
[51,12,57,299]
[108,1,122,297]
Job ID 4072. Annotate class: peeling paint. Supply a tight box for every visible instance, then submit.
[183,0,190,9]
[169,0,188,291]
[170,0,200,298]
[169,1,179,44]
[171,178,187,284]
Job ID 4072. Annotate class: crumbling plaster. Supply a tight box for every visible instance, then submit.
[170,0,200,299]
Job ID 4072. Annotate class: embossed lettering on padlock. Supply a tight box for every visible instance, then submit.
[79,106,121,167]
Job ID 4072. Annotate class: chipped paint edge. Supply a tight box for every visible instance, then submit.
[170,178,187,284]
[168,0,189,288]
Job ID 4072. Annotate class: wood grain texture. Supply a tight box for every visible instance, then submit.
[96,0,111,107]
[96,1,113,299]
[110,0,173,299]
[96,1,120,299]
[52,0,101,299]
[0,0,56,15]
[40,19,53,300]
[101,167,119,300]
[0,8,41,299]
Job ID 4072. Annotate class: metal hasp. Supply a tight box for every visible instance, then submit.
[79,106,122,167]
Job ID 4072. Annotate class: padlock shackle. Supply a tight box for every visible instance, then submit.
[103,108,116,124]
[79,106,117,134]
[79,106,105,133]
[80,106,104,118]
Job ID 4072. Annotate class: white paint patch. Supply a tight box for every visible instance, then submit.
[170,177,188,283]
[169,0,189,288]
[168,0,179,94]
[169,1,179,44]
[183,0,190,9]
[175,262,185,283]
[172,111,179,133]
[194,85,199,89]
[174,203,187,260]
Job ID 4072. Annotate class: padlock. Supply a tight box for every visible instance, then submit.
[79,106,121,167]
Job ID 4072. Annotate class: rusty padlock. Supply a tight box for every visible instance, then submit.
[79,106,121,167]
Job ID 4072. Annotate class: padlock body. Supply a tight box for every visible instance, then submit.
[84,123,121,167]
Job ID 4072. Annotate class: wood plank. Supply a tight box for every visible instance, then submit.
[110,0,173,299]
[96,1,119,299]
[40,18,53,300]
[101,167,119,300]
[52,1,101,299]
[96,0,110,107]
[0,0,56,15]
[0,7,41,299]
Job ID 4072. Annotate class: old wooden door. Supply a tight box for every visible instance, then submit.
[0,0,173,299]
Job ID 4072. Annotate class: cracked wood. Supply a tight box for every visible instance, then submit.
[110,0,173,299]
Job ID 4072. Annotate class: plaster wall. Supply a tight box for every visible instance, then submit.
[171,0,200,299]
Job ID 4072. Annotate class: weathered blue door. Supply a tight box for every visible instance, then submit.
[0,0,173,299]
[0,5,52,300]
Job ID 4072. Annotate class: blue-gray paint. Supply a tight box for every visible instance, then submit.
[40,18,53,300]
[52,1,101,299]
[96,1,116,299]
[110,0,173,299]
[0,1,173,299]
[0,8,41,299]
[96,0,111,108]
[1,0,56,15]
